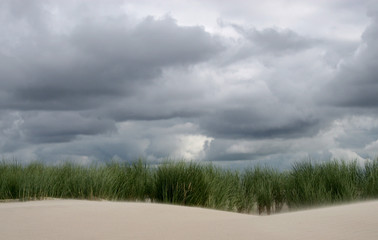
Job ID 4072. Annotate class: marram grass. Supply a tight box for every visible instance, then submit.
[0,159,377,214]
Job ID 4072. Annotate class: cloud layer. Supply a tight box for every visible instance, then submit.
[1,0,377,167]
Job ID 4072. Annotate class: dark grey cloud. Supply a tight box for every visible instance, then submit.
[0,13,223,111]
[321,12,378,108]
[20,112,116,143]
[22,118,203,164]
[73,16,222,67]
[104,88,208,122]
[0,2,223,147]
[199,107,320,140]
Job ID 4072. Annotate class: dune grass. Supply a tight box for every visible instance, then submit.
[285,161,363,208]
[0,159,377,214]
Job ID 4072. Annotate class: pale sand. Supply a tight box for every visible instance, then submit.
[1,200,377,240]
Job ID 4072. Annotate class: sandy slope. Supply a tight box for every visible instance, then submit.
[0,200,377,240]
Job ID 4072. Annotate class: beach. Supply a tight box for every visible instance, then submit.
[0,199,377,240]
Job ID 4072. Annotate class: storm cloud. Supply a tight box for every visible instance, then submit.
[1,11,222,111]
[322,12,378,108]
[0,0,377,167]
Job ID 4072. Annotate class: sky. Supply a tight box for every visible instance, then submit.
[1,0,378,168]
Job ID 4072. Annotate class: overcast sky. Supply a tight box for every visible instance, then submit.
[1,0,378,168]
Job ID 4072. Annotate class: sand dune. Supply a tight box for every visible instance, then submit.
[1,199,377,240]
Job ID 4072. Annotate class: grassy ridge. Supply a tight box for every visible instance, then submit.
[0,159,377,214]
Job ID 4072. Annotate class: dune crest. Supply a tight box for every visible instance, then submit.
[1,200,377,240]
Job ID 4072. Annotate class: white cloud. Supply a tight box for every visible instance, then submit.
[173,134,214,160]
[329,148,368,166]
